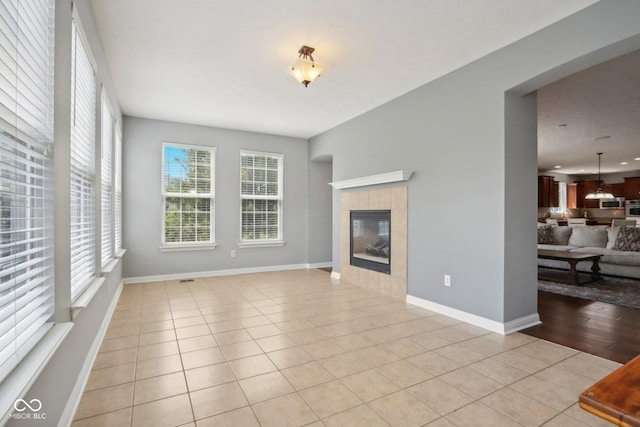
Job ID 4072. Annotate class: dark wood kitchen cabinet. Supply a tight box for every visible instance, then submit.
[538,176,559,207]
[625,177,640,200]
[575,180,600,209]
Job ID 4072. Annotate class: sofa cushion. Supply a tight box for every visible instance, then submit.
[570,246,640,266]
[537,225,553,244]
[552,226,572,245]
[613,226,640,252]
[567,226,608,248]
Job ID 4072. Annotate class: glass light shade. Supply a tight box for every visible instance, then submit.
[288,58,327,87]
[585,190,614,199]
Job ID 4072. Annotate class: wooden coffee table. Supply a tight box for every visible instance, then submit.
[579,354,640,426]
[537,249,602,286]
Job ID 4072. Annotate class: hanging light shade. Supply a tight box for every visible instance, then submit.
[585,152,614,199]
[288,45,327,87]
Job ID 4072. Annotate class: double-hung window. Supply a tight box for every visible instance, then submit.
[69,13,97,300]
[100,91,113,267]
[114,125,122,253]
[0,0,56,382]
[240,151,283,244]
[162,143,215,248]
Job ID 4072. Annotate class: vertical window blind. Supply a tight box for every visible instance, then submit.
[240,152,283,241]
[100,91,113,267]
[69,14,97,300]
[0,0,56,382]
[162,143,215,246]
[114,125,122,253]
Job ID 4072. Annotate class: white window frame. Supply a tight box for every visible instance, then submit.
[69,10,98,301]
[100,89,114,268]
[0,0,56,384]
[239,150,284,247]
[161,143,216,250]
[114,124,123,255]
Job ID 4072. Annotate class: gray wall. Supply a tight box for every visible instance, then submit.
[123,117,310,279]
[310,0,640,324]
[307,159,333,264]
[8,0,125,425]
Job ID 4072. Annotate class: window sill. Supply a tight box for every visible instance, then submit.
[101,258,119,276]
[160,244,217,252]
[70,277,106,320]
[115,248,127,258]
[238,240,285,248]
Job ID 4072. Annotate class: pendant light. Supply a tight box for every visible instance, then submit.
[288,45,327,87]
[585,152,614,199]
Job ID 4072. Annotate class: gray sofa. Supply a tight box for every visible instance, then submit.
[537,224,640,279]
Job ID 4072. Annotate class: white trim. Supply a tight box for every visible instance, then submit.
[124,263,314,284]
[160,244,217,252]
[406,294,540,335]
[330,271,341,280]
[307,262,332,269]
[70,277,106,320]
[115,248,127,258]
[329,170,413,190]
[100,258,118,276]
[503,313,542,334]
[58,280,124,427]
[238,240,285,248]
[0,323,73,425]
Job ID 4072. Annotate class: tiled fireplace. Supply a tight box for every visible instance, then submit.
[340,187,407,300]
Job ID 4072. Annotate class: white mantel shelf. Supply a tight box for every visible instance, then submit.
[329,170,413,190]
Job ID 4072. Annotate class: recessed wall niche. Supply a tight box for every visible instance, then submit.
[340,187,407,300]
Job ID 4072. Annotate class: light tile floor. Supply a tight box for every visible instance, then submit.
[72,269,620,427]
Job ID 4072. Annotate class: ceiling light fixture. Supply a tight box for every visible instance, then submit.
[288,45,327,87]
[585,152,614,200]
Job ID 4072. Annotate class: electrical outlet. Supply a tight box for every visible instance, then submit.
[444,274,451,287]
[231,250,236,258]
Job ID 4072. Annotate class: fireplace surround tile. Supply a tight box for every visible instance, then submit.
[340,186,407,300]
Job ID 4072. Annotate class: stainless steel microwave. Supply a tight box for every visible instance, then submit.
[599,197,625,209]
[627,200,640,217]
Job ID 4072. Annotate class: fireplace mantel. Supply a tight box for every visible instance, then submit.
[329,170,413,190]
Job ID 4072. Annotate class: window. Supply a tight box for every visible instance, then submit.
[100,91,113,267]
[240,151,283,243]
[162,143,215,247]
[0,0,55,382]
[549,182,568,214]
[69,14,97,300]
[114,125,122,253]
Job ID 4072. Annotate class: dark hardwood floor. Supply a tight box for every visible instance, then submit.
[522,290,640,364]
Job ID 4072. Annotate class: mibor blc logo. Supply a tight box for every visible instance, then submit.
[10,398,47,420]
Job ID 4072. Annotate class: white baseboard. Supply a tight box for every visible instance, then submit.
[406,294,540,335]
[124,263,329,284]
[57,280,124,427]
[307,262,332,269]
[330,271,341,280]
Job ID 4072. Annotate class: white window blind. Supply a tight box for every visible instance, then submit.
[100,91,113,267]
[114,124,122,253]
[69,13,97,300]
[240,151,283,242]
[0,0,55,382]
[162,143,215,246]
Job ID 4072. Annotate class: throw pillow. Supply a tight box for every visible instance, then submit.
[613,226,640,252]
[551,226,572,245]
[568,226,608,248]
[537,225,553,244]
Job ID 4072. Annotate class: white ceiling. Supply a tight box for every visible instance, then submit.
[89,0,599,140]
[537,49,640,176]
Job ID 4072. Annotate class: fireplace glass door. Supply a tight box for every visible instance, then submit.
[350,210,391,274]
